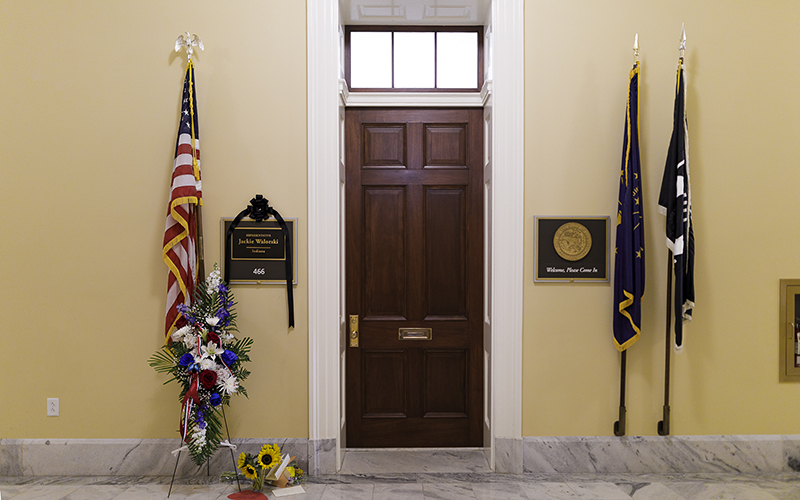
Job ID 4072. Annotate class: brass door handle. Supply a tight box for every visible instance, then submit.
[349,315,359,347]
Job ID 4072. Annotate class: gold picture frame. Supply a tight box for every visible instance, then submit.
[779,279,800,381]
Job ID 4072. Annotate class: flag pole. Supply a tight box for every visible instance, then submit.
[613,349,627,436]
[612,34,640,438]
[658,25,685,436]
[658,252,673,435]
[175,33,206,283]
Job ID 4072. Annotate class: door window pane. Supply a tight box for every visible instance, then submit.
[350,31,392,88]
[437,32,478,89]
[346,27,482,91]
[394,32,435,88]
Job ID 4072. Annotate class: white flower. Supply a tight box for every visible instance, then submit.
[199,357,215,371]
[171,325,191,342]
[191,426,207,447]
[183,334,198,349]
[219,331,234,344]
[205,316,220,327]
[201,342,223,360]
[205,266,222,289]
[218,375,239,395]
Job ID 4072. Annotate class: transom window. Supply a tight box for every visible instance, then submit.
[345,26,483,92]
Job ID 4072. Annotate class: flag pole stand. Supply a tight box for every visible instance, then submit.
[658,251,673,436]
[167,409,241,498]
[613,349,627,436]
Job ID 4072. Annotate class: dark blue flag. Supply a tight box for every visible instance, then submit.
[658,60,695,350]
[613,64,645,352]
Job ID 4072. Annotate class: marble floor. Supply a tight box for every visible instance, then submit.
[2,449,800,500]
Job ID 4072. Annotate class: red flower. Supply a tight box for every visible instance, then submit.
[199,369,218,389]
[206,331,221,346]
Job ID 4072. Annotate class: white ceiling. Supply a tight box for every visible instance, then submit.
[340,0,491,25]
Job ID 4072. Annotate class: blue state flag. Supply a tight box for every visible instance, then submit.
[613,64,645,352]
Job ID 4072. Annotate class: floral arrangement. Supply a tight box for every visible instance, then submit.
[149,265,253,466]
[232,443,305,491]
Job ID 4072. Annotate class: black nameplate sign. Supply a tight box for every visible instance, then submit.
[232,227,285,260]
[534,216,609,282]
[221,218,297,284]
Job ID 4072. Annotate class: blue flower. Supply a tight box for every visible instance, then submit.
[221,350,238,366]
[210,393,222,406]
[178,353,194,367]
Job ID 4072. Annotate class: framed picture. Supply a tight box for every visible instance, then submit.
[779,279,800,381]
[534,216,609,282]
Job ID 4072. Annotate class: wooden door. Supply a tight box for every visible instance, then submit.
[345,108,483,447]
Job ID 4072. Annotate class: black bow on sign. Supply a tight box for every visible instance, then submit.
[224,195,294,328]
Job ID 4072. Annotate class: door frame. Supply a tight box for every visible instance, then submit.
[307,0,524,473]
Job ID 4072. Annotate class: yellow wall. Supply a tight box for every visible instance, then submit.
[2,0,800,442]
[0,1,308,438]
[524,0,800,436]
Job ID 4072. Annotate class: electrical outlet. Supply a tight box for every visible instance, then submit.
[47,398,59,417]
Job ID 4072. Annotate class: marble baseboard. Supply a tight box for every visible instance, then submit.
[0,440,23,475]
[494,437,523,474]
[6,435,800,477]
[523,435,800,474]
[1,438,307,477]
[308,438,336,475]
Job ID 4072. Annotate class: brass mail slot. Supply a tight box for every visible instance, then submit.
[398,328,432,340]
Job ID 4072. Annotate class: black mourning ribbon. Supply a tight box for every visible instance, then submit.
[224,195,294,328]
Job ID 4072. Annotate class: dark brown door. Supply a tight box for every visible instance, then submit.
[345,108,483,447]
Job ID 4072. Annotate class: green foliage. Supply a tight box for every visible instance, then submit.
[149,266,252,467]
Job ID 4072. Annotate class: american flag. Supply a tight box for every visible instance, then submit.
[163,61,202,339]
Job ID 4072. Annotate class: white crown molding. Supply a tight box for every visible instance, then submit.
[338,79,486,107]
[480,79,493,105]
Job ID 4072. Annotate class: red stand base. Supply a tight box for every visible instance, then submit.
[228,490,268,500]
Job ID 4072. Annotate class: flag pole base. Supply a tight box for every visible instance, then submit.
[658,405,670,436]
[613,406,626,436]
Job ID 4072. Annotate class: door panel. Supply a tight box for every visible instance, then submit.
[362,349,407,417]
[424,187,467,320]
[363,187,407,320]
[364,124,407,168]
[423,124,467,168]
[346,108,483,448]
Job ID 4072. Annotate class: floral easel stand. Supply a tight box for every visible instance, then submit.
[167,405,241,498]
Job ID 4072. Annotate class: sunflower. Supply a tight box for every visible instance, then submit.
[237,452,247,469]
[242,464,257,480]
[257,444,281,470]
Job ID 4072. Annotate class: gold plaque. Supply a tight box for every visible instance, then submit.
[553,222,592,261]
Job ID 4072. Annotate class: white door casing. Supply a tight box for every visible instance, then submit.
[307,0,523,473]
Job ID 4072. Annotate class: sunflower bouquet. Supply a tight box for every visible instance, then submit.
[235,444,305,491]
